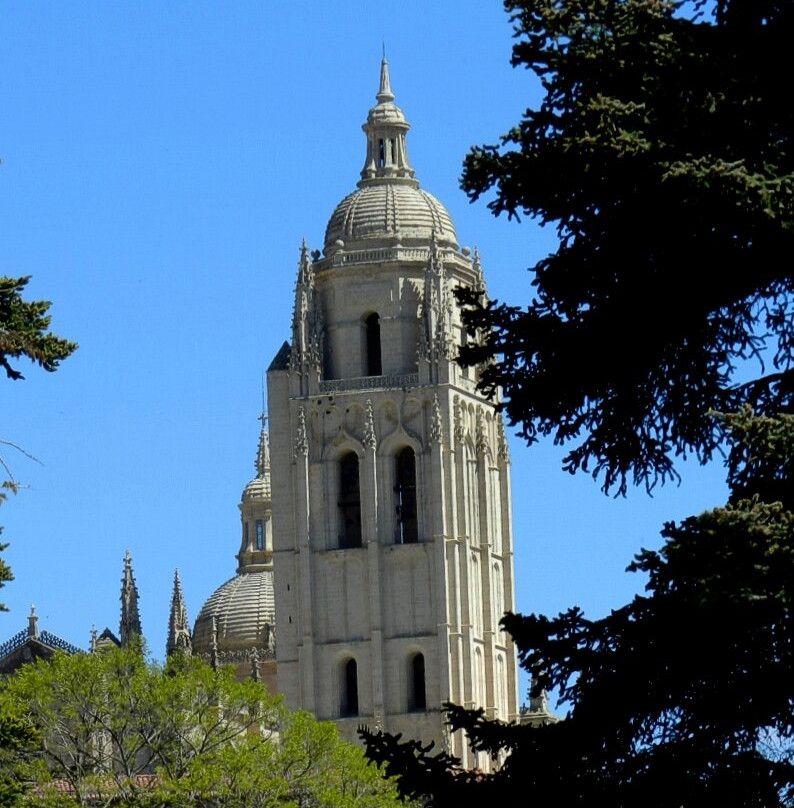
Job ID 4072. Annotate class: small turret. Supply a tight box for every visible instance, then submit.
[237,414,274,573]
[27,604,39,639]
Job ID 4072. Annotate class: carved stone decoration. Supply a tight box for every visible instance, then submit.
[290,240,324,375]
[363,399,377,450]
[417,309,430,362]
[497,415,510,464]
[209,614,219,671]
[441,723,453,755]
[421,230,454,363]
[472,246,486,295]
[453,394,465,444]
[265,622,276,654]
[294,405,308,457]
[475,409,489,457]
[249,647,261,682]
[197,645,276,667]
[430,393,443,445]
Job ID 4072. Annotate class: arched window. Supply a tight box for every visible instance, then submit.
[409,652,426,711]
[365,313,382,376]
[395,447,418,544]
[338,452,362,548]
[342,658,359,717]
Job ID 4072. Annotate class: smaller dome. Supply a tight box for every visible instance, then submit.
[242,475,270,501]
[324,183,458,251]
[192,571,275,655]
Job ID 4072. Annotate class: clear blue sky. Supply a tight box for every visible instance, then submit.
[1,2,727,700]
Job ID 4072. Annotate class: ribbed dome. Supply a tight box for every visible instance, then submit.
[242,475,270,501]
[324,183,458,251]
[192,571,275,654]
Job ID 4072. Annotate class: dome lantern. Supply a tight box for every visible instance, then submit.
[359,57,417,187]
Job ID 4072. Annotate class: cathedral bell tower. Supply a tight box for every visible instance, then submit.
[268,59,519,765]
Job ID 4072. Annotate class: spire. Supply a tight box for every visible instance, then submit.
[376,55,395,104]
[360,58,416,186]
[255,412,270,479]
[119,550,142,648]
[166,569,192,656]
[289,240,323,376]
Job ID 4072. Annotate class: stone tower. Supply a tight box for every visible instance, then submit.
[267,59,519,765]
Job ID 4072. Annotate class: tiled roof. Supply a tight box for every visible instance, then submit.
[0,628,81,658]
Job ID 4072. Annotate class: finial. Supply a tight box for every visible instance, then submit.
[376,55,395,104]
[255,415,271,478]
[28,604,39,639]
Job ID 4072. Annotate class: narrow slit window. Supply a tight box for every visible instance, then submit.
[410,652,426,711]
[342,658,359,716]
[255,519,264,550]
[338,452,362,548]
[395,447,418,544]
[378,139,385,168]
[365,313,382,376]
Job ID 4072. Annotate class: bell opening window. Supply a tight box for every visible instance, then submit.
[255,519,264,550]
[378,138,386,168]
[395,447,418,544]
[338,452,362,549]
[409,652,427,711]
[342,658,359,717]
[365,313,382,376]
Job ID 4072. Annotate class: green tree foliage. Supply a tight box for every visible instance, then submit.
[0,276,76,803]
[0,276,76,382]
[0,712,39,808]
[0,646,403,808]
[363,411,794,806]
[0,275,76,609]
[458,0,794,494]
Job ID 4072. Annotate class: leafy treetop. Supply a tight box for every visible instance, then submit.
[0,646,405,808]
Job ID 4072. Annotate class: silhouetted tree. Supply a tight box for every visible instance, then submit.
[458,0,794,495]
[363,2,794,804]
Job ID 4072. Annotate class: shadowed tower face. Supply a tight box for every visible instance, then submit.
[267,59,519,766]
